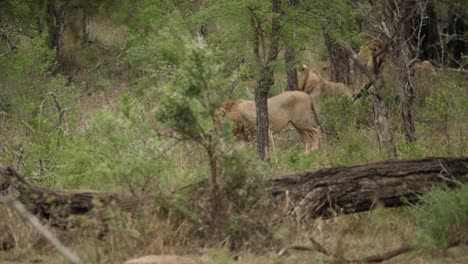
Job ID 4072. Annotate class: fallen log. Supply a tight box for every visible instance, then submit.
[1,157,467,225]
[0,164,147,227]
[271,157,468,220]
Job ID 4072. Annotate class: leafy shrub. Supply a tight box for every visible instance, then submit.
[411,183,468,248]
[55,106,169,192]
[0,33,56,116]
[320,94,372,133]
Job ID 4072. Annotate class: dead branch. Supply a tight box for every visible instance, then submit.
[277,240,414,263]
[0,197,82,264]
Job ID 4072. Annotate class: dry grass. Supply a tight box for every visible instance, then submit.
[1,200,468,263]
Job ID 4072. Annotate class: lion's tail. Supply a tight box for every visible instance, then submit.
[310,99,336,136]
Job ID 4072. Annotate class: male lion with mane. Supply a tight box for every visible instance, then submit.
[221,91,321,154]
[297,65,354,113]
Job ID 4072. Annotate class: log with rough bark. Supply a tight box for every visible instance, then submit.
[0,164,147,227]
[1,157,467,226]
[271,157,468,221]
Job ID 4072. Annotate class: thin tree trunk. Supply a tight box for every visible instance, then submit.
[208,150,223,224]
[285,45,298,91]
[255,0,281,159]
[393,47,416,143]
[46,0,65,62]
[344,44,397,157]
[250,15,260,60]
[255,76,270,159]
[284,0,299,91]
[373,78,397,157]
[323,32,351,85]
[386,0,417,143]
[420,0,442,62]
[446,9,465,67]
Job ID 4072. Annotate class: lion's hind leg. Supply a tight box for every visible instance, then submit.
[303,126,321,154]
[292,124,320,154]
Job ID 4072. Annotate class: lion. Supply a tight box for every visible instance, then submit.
[221,91,322,154]
[297,65,354,113]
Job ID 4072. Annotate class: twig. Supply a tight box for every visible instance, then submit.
[0,197,83,264]
[349,244,414,263]
[38,92,67,147]
[277,240,414,263]
[437,160,463,186]
[309,236,332,256]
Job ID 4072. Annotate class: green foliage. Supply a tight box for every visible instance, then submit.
[55,107,168,191]
[220,149,269,210]
[122,1,190,75]
[219,149,274,248]
[422,87,467,129]
[321,95,372,133]
[311,0,361,43]
[284,146,326,171]
[0,33,56,116]
[326,127,382,166]
[411,183,468,248]
[156,40,234,148]
[7,75,78,182]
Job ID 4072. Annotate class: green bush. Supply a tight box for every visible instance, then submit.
[411,183,468,248]
[55,106,169,192]
[320,94,372,133]
[0,33,56,117]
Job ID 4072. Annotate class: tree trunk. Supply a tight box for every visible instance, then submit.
[284,0,299,91]
[46,0,66,62]
[344,44,397,157]
[420,1,442,62]
[285,45,298,91]
[255,74,271,160]
[391,30,416,143]
[250,15,260,60]
[254,0,281,160]
[446,9,465,67]
[392,46,416,143]
[385,0,417,143]
[208,150,224,225]
[372,78,397,157]
[323,32,351,85]
[271,157,468,220]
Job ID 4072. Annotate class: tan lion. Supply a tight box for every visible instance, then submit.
[297,65,354,113]
[221,91,321,154]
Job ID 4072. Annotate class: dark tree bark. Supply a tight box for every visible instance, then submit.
[255,70,272,160]
[446,10,466,67]
[284,0,299,91]
[271,157,468,220]
[323,32,351,85]
[250,15,260,60]
[381,0,418,143]
[420,1,442,62]
[372,78,397,157]
[207,150,224,225]
[344,44,397,158]
[46,0,66,62]
[284,45,298,91]
[254,0,281,160]
[2,157,467,225]
[0,165,144,227]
